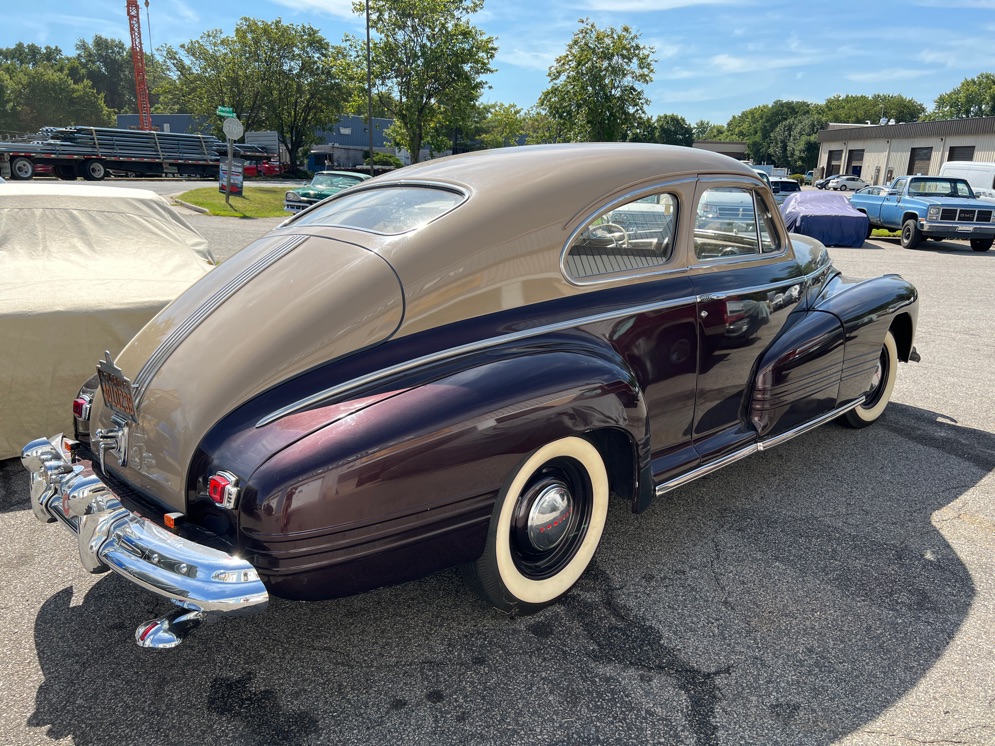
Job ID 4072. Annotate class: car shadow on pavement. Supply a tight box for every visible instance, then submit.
[25,401,992,746]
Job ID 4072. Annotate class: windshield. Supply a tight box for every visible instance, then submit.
[908,177,975,198]
[288,185,465,234]
[311,173,364,189]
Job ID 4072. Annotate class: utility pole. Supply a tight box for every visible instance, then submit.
[366,0,375,177]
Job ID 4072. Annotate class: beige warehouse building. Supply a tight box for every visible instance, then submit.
[816,116,995,186]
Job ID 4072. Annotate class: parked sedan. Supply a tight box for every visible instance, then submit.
[284,170,370,212]
[815,174,839,189]
[854,185,889,197]
[829,175,869,191]
[22,144,919,649]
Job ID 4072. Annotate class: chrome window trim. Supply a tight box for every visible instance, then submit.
[133,235,308,406]
[560,177,696,287]
[282,181,470,236]
[256,262,831,428]
[692,181,788,265]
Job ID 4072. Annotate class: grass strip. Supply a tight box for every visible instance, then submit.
[176,186,289,218]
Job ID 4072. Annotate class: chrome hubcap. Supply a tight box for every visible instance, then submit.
[868,360,883,395]
[526,482,573,551]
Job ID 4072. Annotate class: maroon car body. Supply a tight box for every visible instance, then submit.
[22,143,918,648]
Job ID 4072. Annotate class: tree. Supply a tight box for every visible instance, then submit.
[7,64,114,130]
[0,42,64,67]
[248,18,355,173]
[692,119,713,141]
[535,19,654,143]
[479,102,525,149]
[73,35,135,113]
[818,93,924,124]
[929,73,995,120]
[352,0,496,163]
[768,114,826,173]
[157,26,268,134]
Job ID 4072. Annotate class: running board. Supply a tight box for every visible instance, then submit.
[654,397,865,498]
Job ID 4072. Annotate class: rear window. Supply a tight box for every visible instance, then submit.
[288,185,465,235]
[776,180,800,192]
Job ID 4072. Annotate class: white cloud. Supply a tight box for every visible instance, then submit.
[845,68,931,83]
[495,48,556,71]
[583,0,752,9]
[709,52,817,74]
[269,0,356,19]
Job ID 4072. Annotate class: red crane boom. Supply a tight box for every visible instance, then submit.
[126,0,153,131]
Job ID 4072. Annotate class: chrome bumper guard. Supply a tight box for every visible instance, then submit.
[21,435,269,649]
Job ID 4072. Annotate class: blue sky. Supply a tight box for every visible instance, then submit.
[6,0,995,125]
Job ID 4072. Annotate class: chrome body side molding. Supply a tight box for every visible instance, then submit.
[655,397,865,498]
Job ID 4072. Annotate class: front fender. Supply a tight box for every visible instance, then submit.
[812,273,918,402]
[236,342,648,600]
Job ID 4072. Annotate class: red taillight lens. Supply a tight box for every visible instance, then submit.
[208,474,231,504]
[73,396,90,420]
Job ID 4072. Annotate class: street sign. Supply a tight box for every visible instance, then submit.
[219,159,244,196]
[216,106,236,118]
[222,117,244,140]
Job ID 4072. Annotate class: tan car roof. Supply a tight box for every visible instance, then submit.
[283,143,763,336]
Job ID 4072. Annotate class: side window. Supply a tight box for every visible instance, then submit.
[893,178,907,193]
[694,187,762,260]
[565,192,678,281]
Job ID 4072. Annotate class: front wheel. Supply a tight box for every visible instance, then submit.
[462,436,610,614]
[839,330,898,429]
[901,219,922,249]
[970,238,993,252]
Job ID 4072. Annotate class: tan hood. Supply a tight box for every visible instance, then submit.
[91,233,404,509]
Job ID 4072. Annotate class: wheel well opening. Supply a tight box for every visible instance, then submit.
[903,212,920,225]
[585,428,637,503]
[890,313,914,362]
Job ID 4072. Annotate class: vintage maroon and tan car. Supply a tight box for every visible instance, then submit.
[21,143,919,648]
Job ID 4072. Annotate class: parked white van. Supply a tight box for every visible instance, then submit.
[938,161,995,201]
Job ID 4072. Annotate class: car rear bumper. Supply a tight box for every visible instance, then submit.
[21,436,268,645]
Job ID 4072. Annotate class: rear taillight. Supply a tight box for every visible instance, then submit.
[208,471,240,510]
[73,395,92,420]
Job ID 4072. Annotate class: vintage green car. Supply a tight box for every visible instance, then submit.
[283,170,371,213]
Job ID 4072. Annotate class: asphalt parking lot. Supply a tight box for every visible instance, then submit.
[1,219,993,745]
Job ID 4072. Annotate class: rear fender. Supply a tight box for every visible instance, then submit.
[237,344,648,596]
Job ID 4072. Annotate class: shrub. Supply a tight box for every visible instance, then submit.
[365,152,403,168]
[790,174,805,185]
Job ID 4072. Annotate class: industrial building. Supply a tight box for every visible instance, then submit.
[816,116,995,186]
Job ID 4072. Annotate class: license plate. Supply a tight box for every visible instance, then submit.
[97,366,137,420]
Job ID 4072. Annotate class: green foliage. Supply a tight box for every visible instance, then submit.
[479,102,525,148]
[534,19,654,143]
[817,93,925,124]
[73,35,135,113]
[1,63,113,131]
[351,0,497,163]
[158,18,355,170]
[790,174,804,184]
[0,42,64,67]
[630,113,693,146]
[928,73,995,119]
[365,151,403,167]
[767,113,826,173]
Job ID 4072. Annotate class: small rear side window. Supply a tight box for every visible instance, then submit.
[565,193,678,282]
[288,185,464,235]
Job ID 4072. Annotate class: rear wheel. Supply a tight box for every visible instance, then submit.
[839,184,848,191]
[10,156,34,180]
[970,238,993,252]
[900,219,922,249]
[839,331,898,428]
[81,159,106,181]
[462,436,609,614]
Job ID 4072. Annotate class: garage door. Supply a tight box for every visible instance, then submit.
[948,145,975,162]
[908,147,932,175]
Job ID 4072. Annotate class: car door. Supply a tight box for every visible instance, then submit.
[688,179,807,462]
[879,176,909,227]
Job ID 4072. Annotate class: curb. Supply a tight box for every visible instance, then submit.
[172,198,210,214]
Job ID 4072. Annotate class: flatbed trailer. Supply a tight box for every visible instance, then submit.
[0,126,222,181]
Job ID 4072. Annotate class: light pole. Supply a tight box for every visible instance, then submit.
[365,0,375,177]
